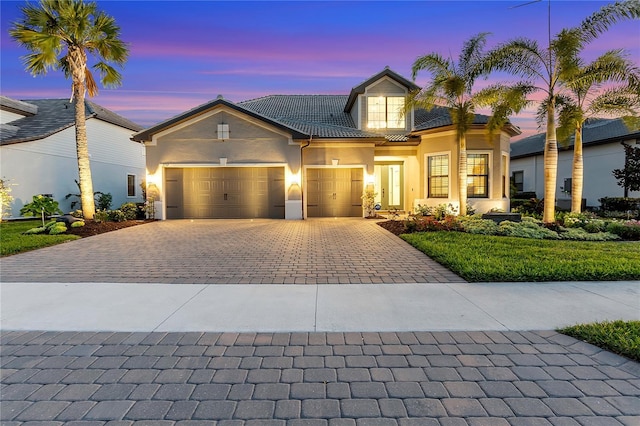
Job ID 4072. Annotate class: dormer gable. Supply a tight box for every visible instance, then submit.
[344,67,420,134]
[344,67,419,112]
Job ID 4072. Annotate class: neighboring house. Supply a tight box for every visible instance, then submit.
[0,96,145,218]
[133,67,519,220]
[510,118,640,209]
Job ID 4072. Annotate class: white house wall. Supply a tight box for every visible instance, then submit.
[1,110,25,124]
[510,141,639,208]
[1,118,145,217]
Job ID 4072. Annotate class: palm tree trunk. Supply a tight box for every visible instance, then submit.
[458,133,467,216]
[543,100,558,223]
[70,48,96,220]
[571,124,584,213]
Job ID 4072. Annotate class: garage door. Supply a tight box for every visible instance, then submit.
[165,167,285,219]
[306,168,363,217]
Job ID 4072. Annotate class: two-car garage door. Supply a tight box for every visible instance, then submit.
[165,167,285,219]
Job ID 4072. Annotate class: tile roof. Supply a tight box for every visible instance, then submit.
[0,98,143,146]
[133,68,507,142]
[510,118,640,158]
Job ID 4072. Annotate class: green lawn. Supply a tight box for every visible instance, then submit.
[1,220,79,257]
[559,320,640,362]
[401,231,640,281]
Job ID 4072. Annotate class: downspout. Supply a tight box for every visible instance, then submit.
[300,135,312,219]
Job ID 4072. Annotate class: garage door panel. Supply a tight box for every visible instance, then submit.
[307,168,363,217]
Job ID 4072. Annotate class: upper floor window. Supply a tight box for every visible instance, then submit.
[467,153,489,198]
[367,96,405,129]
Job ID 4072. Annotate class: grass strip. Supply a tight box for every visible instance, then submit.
[1,220,79,257]
[559,320,640,362]
[401,231,640,281]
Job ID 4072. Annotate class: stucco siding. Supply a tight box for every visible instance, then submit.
[303,144,374,174]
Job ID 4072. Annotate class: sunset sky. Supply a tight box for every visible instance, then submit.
[1,0,638,139]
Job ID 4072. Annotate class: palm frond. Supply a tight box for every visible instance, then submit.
[92,62,123,88]
[412,53,452,80]
[579,0,640,42]
[459,32,490,78]
[483,38,548,84]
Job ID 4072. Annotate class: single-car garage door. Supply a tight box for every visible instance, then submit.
[165,167,285,219]
[306,168,363,217]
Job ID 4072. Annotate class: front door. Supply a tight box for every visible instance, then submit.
[374,162,403,210]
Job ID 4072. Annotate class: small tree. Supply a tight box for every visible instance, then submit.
[613,143,640,196]
[0,178,16,221]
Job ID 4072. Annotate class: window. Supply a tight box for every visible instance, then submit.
[502,155,508,198]
[428,154,449,198]
[367,96,405,129]
[217,123,229,140]
[127,174,136,197]
[467,154,489,198]
[512,171,524,192]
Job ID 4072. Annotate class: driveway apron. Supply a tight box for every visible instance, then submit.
[0,219,465,284]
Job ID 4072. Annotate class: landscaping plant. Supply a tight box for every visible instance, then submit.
[19,195,63,218]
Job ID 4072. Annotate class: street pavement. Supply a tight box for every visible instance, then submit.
[1,219,639,424]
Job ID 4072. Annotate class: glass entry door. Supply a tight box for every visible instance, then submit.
[374,162,403,210]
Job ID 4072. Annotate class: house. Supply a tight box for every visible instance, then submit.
[0,96,145,217]
[132,67,519,220]
[510,118,640,209]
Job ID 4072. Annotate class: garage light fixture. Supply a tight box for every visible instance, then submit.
[217,124,230,140]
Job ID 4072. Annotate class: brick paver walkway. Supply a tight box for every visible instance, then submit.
[1,330,638,424]
[0,219,464,284]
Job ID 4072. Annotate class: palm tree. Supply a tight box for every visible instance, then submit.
[556,50,640,212]
[10,0,128,220]
[409,33,532,216]
[484,0,640,223]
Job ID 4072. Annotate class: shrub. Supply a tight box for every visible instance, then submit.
[434,203,457,220]
[94,210,109,223]
[599,197,640,213]
[70,209,84,218]
[458,216,499,235]
[70,220,85,228]
[0,178,15,220]
[108,209,126,222]
[48,223,68,235]
[414,204,434,216]
[498,220,560,239]
[20,195,63,218]
[24,226,47,235]
[119,202,138,220]
[607,220,640,240]
[511,198,544,215]
[403,215,456,232]
[559,228,620,241]
[96,193,113,211]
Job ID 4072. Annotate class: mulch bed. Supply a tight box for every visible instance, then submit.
[376,220,406,236]
[66,219,156,237]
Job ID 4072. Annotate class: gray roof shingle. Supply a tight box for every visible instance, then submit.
[510,118,640,158]
[0,99,142,146]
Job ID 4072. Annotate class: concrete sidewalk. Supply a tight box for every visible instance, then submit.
[2,281,638,332]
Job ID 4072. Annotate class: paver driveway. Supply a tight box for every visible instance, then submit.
[0,219,464,284]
